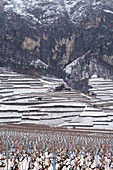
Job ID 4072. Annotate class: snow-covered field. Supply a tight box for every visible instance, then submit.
[0,127,112,170]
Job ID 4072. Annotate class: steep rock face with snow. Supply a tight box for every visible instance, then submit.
[0,0,113,91]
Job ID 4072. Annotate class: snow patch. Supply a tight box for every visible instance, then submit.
[31,59,48,69]
[4,0,64,25]
[103,9,113,14]
[65,51,90,74]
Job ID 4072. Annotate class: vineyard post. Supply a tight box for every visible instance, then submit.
[69,143,72,170]
[96,146,98,168]
[6,141,8,170]
[64,146,66,156]
[19,143,20,162]
[106,147,108,170]
[30,143,32,170]
[53,143,56,170]
[41,141,42,152]
[111,138,113,155]
[112,139,113,169]
[44,141,45,153]
[84,146,86,168]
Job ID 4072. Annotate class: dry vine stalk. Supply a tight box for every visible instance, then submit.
[0,127,112,169]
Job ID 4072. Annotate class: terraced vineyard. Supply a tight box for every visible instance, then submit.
[0,67,113,129]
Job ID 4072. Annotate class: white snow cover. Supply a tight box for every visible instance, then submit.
[3,0,104,25]
[103,9,113,14]
[64,0,87,18]
[3,0,65,25]
[64,0,83,13]
[0,68,113,129]
[65,51,90,74]
[31,59,48,69]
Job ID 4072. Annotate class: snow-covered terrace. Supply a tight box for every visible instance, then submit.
[0,69,113,129]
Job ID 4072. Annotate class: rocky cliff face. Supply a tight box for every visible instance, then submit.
[0,0,113,91]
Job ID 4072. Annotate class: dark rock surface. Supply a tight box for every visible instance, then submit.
[0,0,113,91]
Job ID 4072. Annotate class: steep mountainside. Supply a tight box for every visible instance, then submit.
[0,0,113,91]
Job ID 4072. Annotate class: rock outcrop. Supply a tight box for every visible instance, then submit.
[0,0,113,91]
